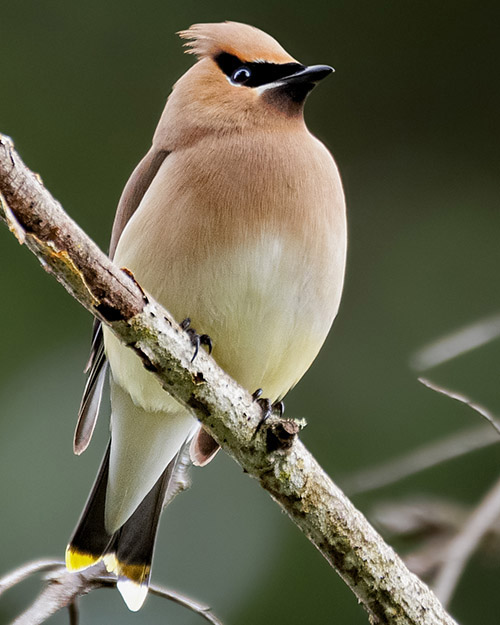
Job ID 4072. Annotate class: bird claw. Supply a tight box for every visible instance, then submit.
[256,398,272,425]
[252,388,263,401]
[252,390,285,434]
[180,318,213,362]
[274,400,285,418]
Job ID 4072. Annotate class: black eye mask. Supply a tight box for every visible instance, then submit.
[215,52,304,88]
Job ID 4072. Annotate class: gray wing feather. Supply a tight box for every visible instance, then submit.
[73,148,170,454]
[74,334,108,454]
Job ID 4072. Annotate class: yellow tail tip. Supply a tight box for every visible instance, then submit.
[103,553,150,585]
[65,546,101,571]
[67,547,150,610]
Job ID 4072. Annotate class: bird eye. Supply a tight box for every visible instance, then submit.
[231,67,251,84]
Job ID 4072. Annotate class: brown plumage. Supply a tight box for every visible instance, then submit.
[179,22,295,63]
[67,21,347,611]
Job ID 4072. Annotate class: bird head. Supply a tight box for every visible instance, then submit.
[161,22,333,139]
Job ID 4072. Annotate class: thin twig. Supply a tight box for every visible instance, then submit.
[68,601,79,625]
[343,425,499,495]
[0,560,63,597]
[411,313,500,371]
[149,584,224,625]
[11,564,106,625]
[419,377,500,435]
[372,497,500,580]
[433,475,500,607]
[373,497,471,538]
[3,560,223,625]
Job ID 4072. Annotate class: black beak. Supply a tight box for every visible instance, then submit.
[282,64,334,85]
[273,64,334,104]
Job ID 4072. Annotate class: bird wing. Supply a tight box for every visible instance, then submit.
[73,147,170,454]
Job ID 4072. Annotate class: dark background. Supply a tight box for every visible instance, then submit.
[1,1,500,623]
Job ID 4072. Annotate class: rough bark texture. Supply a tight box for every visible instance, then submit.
[0,134,458,625]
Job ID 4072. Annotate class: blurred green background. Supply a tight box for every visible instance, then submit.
[1,1,500,623]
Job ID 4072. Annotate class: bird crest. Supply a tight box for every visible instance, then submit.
[178,21,296,64]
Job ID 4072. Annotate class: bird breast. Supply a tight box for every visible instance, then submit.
[104,129,346,410]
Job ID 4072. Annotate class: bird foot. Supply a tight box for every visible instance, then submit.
[180,318,213,362]
[252,389,285,433]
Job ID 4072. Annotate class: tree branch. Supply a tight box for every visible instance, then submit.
[0,133,458,625]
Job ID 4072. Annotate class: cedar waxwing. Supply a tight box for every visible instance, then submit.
[66,21,347,611]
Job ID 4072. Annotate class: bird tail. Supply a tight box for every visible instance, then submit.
[66,441,191,611]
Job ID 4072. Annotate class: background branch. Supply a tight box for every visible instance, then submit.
[0,561,222,625]
[418,378,500,435]
[432,475,500,607]
[0,133,457,625]
[373,496,500,580]
[343,424,500,496]
[411,313,500,371]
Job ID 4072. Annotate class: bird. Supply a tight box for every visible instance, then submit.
[66,21,347,611]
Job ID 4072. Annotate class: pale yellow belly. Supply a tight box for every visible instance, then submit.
[104,230,345,412]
